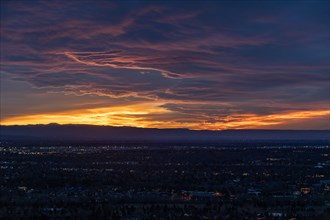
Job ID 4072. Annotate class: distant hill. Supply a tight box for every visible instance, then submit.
[0,124,329,145]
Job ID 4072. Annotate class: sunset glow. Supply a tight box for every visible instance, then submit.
[2,104,329,130]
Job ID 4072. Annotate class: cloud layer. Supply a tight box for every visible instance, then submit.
[1,0,329,129]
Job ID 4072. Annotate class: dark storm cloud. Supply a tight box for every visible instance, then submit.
[1,0,329,128]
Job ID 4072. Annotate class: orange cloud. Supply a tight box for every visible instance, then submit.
[0,102,169,127]
[197,110,330,130]
[1,101,329,130]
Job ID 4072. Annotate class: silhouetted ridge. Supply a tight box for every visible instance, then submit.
[1,124,329,144]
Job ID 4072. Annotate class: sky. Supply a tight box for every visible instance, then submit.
[0,0,329,130]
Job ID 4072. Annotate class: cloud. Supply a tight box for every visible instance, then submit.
[1,0,329,129]
[1,102,329,130]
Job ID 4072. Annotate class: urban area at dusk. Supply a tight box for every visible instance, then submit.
[0,0,329,219]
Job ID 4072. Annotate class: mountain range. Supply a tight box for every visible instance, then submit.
[1,124,329,144]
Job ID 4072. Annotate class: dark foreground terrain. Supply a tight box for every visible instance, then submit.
[0,142,329,219]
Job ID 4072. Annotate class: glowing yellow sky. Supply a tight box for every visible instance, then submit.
[1,101,329,130]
